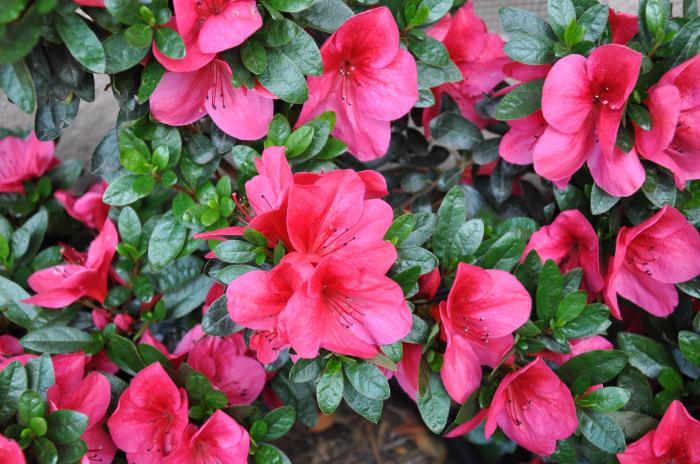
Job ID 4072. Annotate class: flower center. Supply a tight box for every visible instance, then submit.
[206,65,228,111]
[196,0,229,17]
[315,225,357,257]
[338,61,356,107]
[323,287,365,329]
[505,389,532,427]
[592,86,611,106]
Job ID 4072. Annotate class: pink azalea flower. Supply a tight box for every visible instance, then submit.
[187,333,266,405]
[164,410,249,464]
[24,220,118,308]
[438,263,531,403]
[617,400,700,464]
[499,111,547,165]
[0,434,24,464]
[107,363,189,462]
[55,181,109,230]
[604,206,700,319]
[0,132,56,193]
[154,0,261,73]
[227,262,310,363]
[537,335,613,365]
[0,336,37,370]
[484,358,578,456]
[394,343,421,401]
[608,9,639,45]
[296,7,418,161]
[535,44,643,196]
[74,0,104,6]
[150,58,273,140]
[423,2,509,134]
[635,54,700,189]
[416,268,441,300]
[523,209,604,294]
[281,256,411,359]
[48,352,115,464]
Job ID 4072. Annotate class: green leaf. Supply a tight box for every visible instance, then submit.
[267,113,291,145]
[55,439,87,464]
[136,58,165,103]
[657,368,683,392]
[32,437,58,464]
[627,103,652,131]
[254,444,291,464]
[579,4,608,41]
[548,0,577,39]
[0,0,28,23]
[289,358,321,383]
[202,295,242,336]
[590,184,620,215]
[164,274,213,319]
[103,174,153,206]
[679,330,700,367]
[214,240,257,264]
[0,274,41,329]
[394,247,438,275]
[267,0,314,13]
[148,215,187,271]
[103,32,151,74]
[262,406,296,440]
[154,26,185,59]
[577,387,630,412]
[559,303,611,339]
[429,112,483,150]
[404,213,437,248]
[316,370,343,415]
[0,7,41,65]
[241,39,267,74]
[0,60,36,113]
[106,334,145,376]
[46,410,89,445]
[479,231,526,272]
[104,0,141,25]
[296,0,353,33]
[55,13,106,73]
[499,7,556,40]
[449,219,484,261]
[118,206,142,247]
[609,410,658,441]
[26,354,54,399]
[285,126,315,158]
[433,187,466,263]
[558,350,628,392]
[503,33,555,64]
[556,291,587,325]
[0,361,27,423]
[342,379,383,423]
[537,260,564,321]
[578,409,626,453]
[385,214,415,246]
[21,327,94,354]
[495,79,544,120]
[642,164,676,208]
[408,33,450,68]
[618,332,675,378]
[645,0,670,42]
[344,362,390,401]
[416,371,450,434]
[617,366,654,414]
[18,390,46,424]
[124,23,153,48]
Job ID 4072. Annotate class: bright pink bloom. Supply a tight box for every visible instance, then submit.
[416,268,441,300]
[605,206,700,319]
[635,54,700,189]
[617,400,700,464]
[535,45,643,196]
[55,181,109,230]
[394,343,421,401]
[74,0,104,6]
[537,335,613,365]
[227,263,310,363]
[150,59,273,140]
[0,335,22,357]
[92,308,111,329]
[24,220,118,308]
[0,434,24,464]
[154,0,260,72]
[48,352,115,464]
[114,313,134,333]
[423,2,508,134]
[523,209,604,293]
[187,333,266,405]
[485,358,577,456]
[0,132,55,193]
[499,111,547,165]
[296,7,418,160]
[165,410,249,464]
[282,256,411,359]
[608,9,639,45]
[438,263,531,403]
[108,363,189,462]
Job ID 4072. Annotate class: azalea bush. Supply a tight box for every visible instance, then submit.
[1,0,700,462]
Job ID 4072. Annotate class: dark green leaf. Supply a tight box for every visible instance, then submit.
[46,410,88,445]
[296,0,352,33]
[21,327,94,354]
[55,13,106,73]
[618,332,675,378]
[148,215,187,271]
[32,437,58,464]
[289,359,321,383]
[344,362,390,401]
[590,184,620,215]
[548,0,577,39]
[0,361,27,423]
[433,187,466,263]
[579,4,608,41]
[202,295,242,336]
[103,174,153,206]
[495,79,544,120]
[262,406,296,440]
[154,26,185,59]
[537,259,564,321]
[416,371,450,434]
[26,354,54,399]
[577,387,630,412]
[342,379,383,423]
[316,370,343,414]
[578,409,626,453]
[429,112,483,150]
[558,350,628,391]
[503,34,555,64]
[679,330,700,367]
[103,32,150,74]
[18,390,46,424]
[107,334,146,375]
[0,60,36,113]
